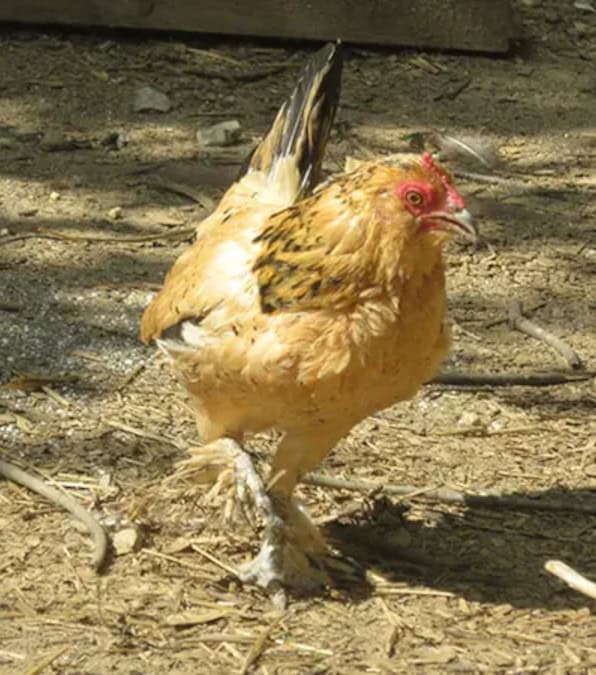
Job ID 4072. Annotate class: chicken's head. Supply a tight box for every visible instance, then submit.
[395,153,477,241]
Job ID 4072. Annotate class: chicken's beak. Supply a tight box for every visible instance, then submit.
[424,208,478,241]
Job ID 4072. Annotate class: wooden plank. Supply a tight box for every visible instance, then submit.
[0,0,513,53]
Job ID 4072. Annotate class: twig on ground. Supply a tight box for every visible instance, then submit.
[0,457,109,571]
[115,355,157,392]
[545,560,596,600]
[183,64,290,83]
[153,179,215,208]
[41,385,71,408]
[378,598,402,657]
[433,424,541,437]
[190,542,239,577]
[140,548,219,580]
[240,614,284,675]
[0,226,195,246]
[0,302,22,312]
[454,170,519,184]
[25,646,69,675]
[181,46,243,66]
[508,300,583,370]
[374,587,455,598]
[103,418,184,450]
[485,301,547,328]
[434,77,472,101]
[304,473,596,515]
[431,371,592,387]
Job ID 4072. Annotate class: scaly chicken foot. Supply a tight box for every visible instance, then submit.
[239,496,335,600]
[215,441,333,601]
[237,514,288,608]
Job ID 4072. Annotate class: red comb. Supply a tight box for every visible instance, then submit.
[421,152,465,209]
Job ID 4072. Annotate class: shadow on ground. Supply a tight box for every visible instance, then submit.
[323,490,596,610]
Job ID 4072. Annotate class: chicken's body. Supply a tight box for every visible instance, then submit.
[141,42,475,600]
[142,163,450,485]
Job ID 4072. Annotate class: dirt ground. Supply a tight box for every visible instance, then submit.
[1,2,595,673]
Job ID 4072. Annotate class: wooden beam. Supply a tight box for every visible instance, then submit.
[0,0,514,53]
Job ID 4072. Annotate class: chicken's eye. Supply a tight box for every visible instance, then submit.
[406,190,424,207]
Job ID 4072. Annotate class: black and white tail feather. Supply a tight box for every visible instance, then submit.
[237,40,343,207]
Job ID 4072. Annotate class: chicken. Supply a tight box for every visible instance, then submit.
[140,41,476,602]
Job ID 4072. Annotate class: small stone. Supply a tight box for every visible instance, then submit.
[19,208,38,217]
[457,410,480,427]
[196,120,241,147]
[98,471,112,488]
[49,191,61,202]
[133,85,171,113]
[108,206,122,220]
[102,130,128,150]
[113,527,142,555]
[458,597,471,614]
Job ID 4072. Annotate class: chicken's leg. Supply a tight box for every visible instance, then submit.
[182,431,356,602]
[239,427,368,599]
[221,440,331,597]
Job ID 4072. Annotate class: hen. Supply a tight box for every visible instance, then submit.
[141,41,476,602]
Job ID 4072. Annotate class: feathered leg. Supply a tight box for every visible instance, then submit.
[181,431,346,601]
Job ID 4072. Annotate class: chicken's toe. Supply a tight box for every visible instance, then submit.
[238,495,365,602]
[238,514,331,606]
